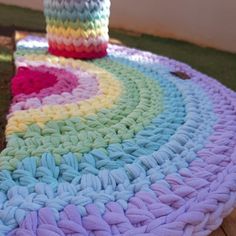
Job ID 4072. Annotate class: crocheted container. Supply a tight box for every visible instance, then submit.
[44,0,110,59]
[1,35,236,236]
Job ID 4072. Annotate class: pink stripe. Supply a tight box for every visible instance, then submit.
[10,66,99,113]
[12,66,78,102]
[11,67,58,96]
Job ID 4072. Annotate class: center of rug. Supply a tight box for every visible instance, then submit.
[11,66,58,96]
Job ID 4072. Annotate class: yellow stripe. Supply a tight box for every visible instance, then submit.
[46,17,108,31]
[6,55,122,135]
[46,25,108,39]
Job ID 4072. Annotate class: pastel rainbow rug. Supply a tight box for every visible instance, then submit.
[0,35,236,236]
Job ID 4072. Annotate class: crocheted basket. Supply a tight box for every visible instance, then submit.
[44,0,110,59]
[1,35,236,235]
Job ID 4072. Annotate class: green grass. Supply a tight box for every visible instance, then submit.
[0,3,235,90]
[0,4,45,30]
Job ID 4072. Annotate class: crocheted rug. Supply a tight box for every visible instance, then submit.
[1,35,236,236]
